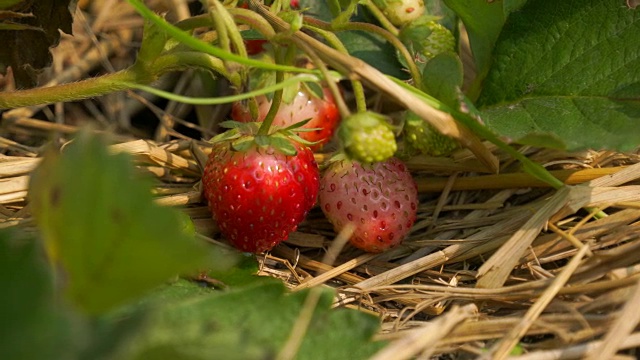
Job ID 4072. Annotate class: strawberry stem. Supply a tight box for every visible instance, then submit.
[228,8,277,40]
[127,0,318,75]
[206,0,232,55]
[295,40,351,119]
[362,0,400,36]
[304,17,423,90]
[0,69,141,109]
[208,0,249,59]
[257,49,288,136]
[0,50,244,109]
[302,23,367,113]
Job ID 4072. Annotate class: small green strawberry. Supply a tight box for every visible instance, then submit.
[403,112,459,157]
[400,18,456,65]
[338,111,397,164]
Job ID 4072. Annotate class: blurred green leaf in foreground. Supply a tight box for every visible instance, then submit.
[28,130,232,315]
[0,230,80,359]
[94,279,384,360]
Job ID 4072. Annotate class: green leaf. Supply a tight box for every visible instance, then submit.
[329,0,359,27]
[282,77,302,103]
[478,0,640,151]
[442,0,525,97]
[240,28,265,41]
[337,30,409,79]
[270,136,298,155]
[135,19,169,66]
[421,52,463,108]
[281,117,313,131]
[92,281,384,360]
[254,134,270,147]
[218,120,246,129]
[481,97,640,151]
[209,128,242,143]
[0,230,80,359]
[300,0,342,22]
[442,0,502,86]
[305,81,325,99]
[28,130,226,315]
[204,253,265,287]
[232,138,254,151]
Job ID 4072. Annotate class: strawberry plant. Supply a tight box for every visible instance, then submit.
[1,0,639,358]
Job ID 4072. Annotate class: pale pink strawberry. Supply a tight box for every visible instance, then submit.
[319,157,418,253]
[231,87,340,151]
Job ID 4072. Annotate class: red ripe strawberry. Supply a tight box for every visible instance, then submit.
[202,140,319,253]
[245,38,268,56]
[231,86,341,150]
[319,158,418,253]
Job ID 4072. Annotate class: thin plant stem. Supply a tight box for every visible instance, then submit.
[303,24,367,113]
[0,49,245,109]
[127,0,316,75]
[305,16,422,89]
[295,40,351,119]
[206,0,232,54]
[0,69,141,109]
[257,49,286,136]
[363,0,399,36]
[123,73,332,105]
[228,8,277,40]
[208,0,248,58]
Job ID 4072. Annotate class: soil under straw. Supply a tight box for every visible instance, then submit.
[1,1,639,359]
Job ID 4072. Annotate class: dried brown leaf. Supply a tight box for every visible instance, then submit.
[0,0,77,88]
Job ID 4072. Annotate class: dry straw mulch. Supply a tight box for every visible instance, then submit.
[1,1,640,359]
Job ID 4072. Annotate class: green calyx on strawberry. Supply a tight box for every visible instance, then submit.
[374,0,425,27]
[403,111,459,157]
[202,122,320,253]
[400,17,456,64]
[338,111,397,164]
[319,156,418,253]
[232,74,341,151]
